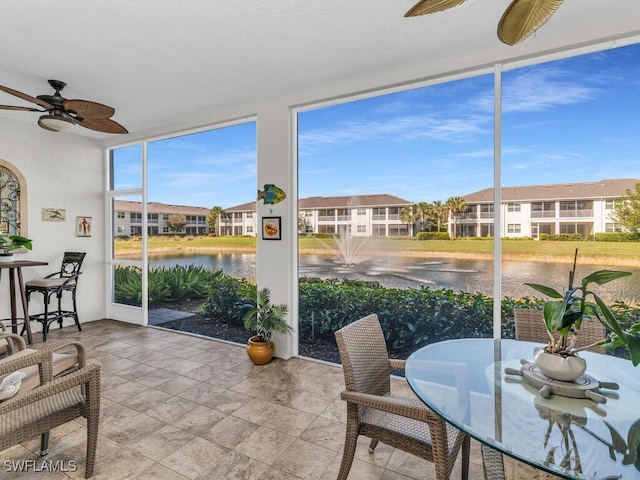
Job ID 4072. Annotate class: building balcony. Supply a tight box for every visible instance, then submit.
[2,319,485,479]
[531,211,556,218]
[559,209,594,218]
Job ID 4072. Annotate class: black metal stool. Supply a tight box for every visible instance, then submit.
[25,252,86,341]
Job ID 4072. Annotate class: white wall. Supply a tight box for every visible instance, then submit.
[0,118,105,332]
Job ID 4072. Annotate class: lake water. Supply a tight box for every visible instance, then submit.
[149,252,640,302]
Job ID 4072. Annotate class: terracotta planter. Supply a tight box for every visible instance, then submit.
[533,346,586,382]
[246,335,276,365]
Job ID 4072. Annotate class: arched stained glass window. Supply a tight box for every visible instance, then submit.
[0,160,27,237]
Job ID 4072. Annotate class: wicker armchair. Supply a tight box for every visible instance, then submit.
[334,314,470,480]
[0,347,100,478]
[513,308,606,354]
[0,332,86,392]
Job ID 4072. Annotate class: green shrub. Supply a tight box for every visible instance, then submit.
[114,266,143,306]
[297,277,549,356]
[539,233,584,241]
[114,264,221,307]
[416,232,450,240]
[201,274,252,326]
[595,232,640,242]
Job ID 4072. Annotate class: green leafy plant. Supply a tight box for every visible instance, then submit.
[242,285,291,343]
[526,250,640,366]
[0,235,32,253]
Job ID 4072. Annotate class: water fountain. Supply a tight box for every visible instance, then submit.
[330,228,368,266]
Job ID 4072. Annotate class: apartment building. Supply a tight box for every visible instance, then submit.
[113,179,638,239]
[457,178,639,238]
[222,194,414,237]
[113,200,210,236]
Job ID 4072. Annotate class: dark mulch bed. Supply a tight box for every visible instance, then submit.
[153,300,342,365]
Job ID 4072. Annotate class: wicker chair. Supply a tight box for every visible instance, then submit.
[0,332,86,392]
[513,308,606,353]
[0,347,100,478]
[334,314,470,480]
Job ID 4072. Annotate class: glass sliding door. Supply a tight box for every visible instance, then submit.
[143,122,257,338]
[108,145,145,323]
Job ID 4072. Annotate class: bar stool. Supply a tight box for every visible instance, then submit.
[25,252,86,341]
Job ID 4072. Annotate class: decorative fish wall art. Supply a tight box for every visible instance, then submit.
[257,184,286,205]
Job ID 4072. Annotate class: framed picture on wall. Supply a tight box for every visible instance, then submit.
[43,208,66,222]
[76,216,92,237]
[262,216,281,240]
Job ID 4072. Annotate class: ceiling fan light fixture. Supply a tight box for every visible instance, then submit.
[38,113,75,132]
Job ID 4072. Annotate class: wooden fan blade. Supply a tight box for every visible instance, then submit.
[0,84,54,110]
[498,0,564,45]
[0,105,44,112]
[63,99,115,119]
[75,117,128,134]
[405,0,467,17]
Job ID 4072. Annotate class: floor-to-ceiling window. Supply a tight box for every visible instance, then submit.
[296,41,640,363]
[297,74,494,362]
[500,42,640,356]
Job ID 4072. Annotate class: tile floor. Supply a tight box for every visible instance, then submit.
[1,320,487,479]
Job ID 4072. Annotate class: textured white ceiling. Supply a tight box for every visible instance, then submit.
[1,0,639,139]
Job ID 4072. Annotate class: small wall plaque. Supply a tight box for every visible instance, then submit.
[262,216,281,240]
[43,208,66,222]
[76,216,92,237]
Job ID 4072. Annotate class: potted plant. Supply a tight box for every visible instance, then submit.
[525,249,640,381]
[0,235,32,263]
[242,285,292,364]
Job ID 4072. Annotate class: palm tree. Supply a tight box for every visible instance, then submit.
[207,206,224,235]
[445,196,468,239]
[415,202,431,231]
[431,200,447,233]
[400,206,418,236]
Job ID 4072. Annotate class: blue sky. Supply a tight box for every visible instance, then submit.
[116,42,640,209]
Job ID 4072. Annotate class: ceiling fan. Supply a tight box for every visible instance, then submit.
[0,79,128,134]
[405,0,564,46]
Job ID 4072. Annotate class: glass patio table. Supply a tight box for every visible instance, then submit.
[405,338,640,480]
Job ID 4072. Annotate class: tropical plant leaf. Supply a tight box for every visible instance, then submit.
[583,269,632,287]
[404,0,467,17]
[497,0,564,46]
[543,300,566,333]
[525,282,563,299]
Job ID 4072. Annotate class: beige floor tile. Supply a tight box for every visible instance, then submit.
[321,454,386,480]
[120,388,175,411]
[145,396,201,424]
[91,445,156,480]
[178,381,226,403]
[154,374,202,395]
[128,424,196,462]
[198,413,260,448]
[160,437,229,480]
[102,378,151,403]
[299,416,348,452]
[207,370,247,388]
[171,404,228,439]
[202,388,253,414]
[195,450,270,480]
[133,461,190,480]
[272,438,338,480]
[233,398,317,436]
[234,426,296,465]
[2,320,489,480]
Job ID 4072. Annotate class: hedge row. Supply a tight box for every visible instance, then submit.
[115,266,640,358]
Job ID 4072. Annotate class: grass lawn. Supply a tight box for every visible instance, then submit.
[115,235,640,265]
